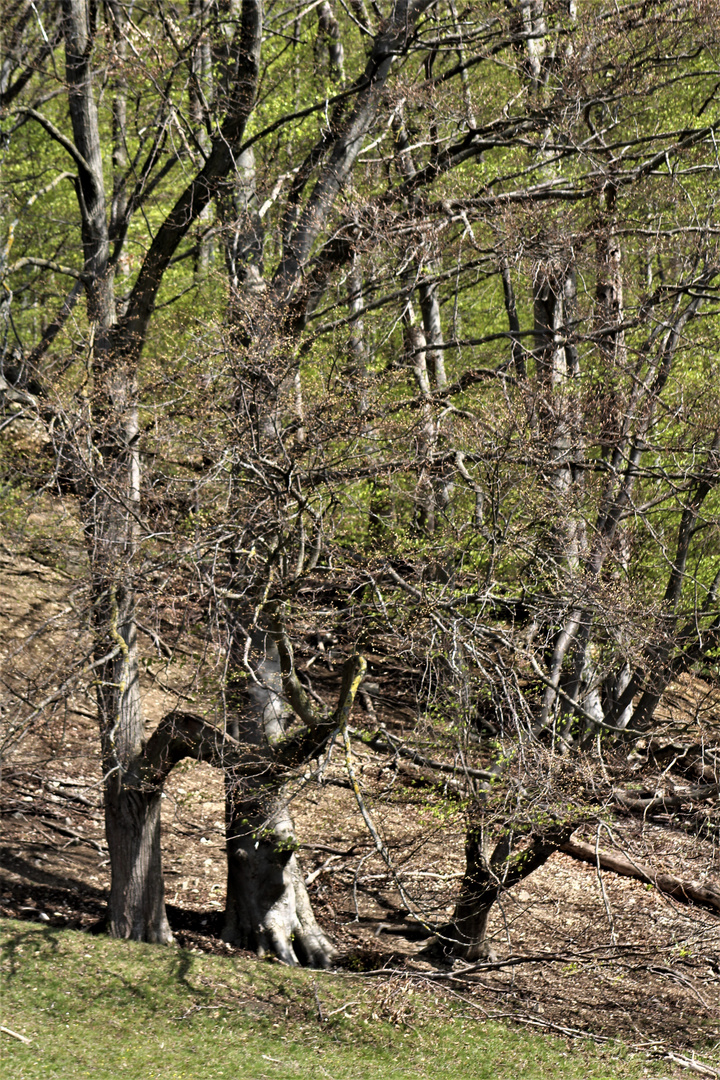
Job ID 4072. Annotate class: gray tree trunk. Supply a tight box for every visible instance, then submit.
[103,778,172,943]
[224,784,335,966]
[51,0,431,959]
[61,0,173,944]
[94,585,174,942]
[58,0,264,945]
[222,633,336,966]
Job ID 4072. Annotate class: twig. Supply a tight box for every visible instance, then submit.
[299,842,365,857]
[305,854,340,886]
[615,784,720,815]
[499,1013,612,1042]
[408,944,649,978]
[311,980,326,1022]
[352,852,373,921]
[324,1000,362,1017]
[0,1026,31,1044]
[646,967,716,1013]
[136,620,173,658]
[342,710,438,937]
[595,823,617,945]
[369,728,494,781]
[359,690,377,722]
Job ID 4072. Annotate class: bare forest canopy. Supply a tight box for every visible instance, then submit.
[1,0,719,980]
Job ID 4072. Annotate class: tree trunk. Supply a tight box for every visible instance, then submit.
[222,630,337,967]
[93,584,175,942]
[448,892,497,960]
[444,831,501,960]
[60,0,175,946]
[104,775,172,943]
[445,827,566,959]
[224,779,335,966]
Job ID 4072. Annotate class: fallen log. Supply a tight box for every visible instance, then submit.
[560,839,720,914]
[614,783,719,815]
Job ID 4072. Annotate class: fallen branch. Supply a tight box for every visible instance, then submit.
[664,1053,720,1078]
[560,839,720,914]
[0,1026,31,1044]
[299,842,365,856]
[344,943,646,978]
[40,818,106,854]
[614,783,720,815]
[415,944,646,977]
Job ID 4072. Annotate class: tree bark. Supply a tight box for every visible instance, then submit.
[446,827,568,959]
[224,779,336,966]
[221,630,337,966]
[209,0,436,964]
[103,776,172,943]
[62,0,115,343]
[561,839,720,914]
[94,585,173,942]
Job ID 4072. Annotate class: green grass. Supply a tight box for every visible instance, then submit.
[1,918,651,1079]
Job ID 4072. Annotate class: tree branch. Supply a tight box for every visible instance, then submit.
[15,106,93,176]
[142,710,255,783]
[113,0,263,362]
[8,256,89,281]
[561,838,720,914]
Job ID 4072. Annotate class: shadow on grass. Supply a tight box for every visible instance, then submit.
[0,922,63,977]
[0,915,220,1018]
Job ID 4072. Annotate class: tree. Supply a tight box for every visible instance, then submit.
[1,0,718,964]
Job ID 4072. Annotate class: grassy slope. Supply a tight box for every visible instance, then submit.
[1,919,653,1080]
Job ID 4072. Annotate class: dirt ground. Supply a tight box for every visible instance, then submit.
[1,534,719,1073]
[2,709,719,1058]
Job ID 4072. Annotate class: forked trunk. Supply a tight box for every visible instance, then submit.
[446,827,565,959]
[445,837,500,960]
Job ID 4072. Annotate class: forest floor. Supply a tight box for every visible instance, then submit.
[1,524,719,1077]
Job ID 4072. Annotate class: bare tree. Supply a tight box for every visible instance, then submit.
[1,0,719,965]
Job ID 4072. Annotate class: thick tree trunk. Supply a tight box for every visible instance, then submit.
[94,587,175,942]
[448,895,496,961]
[445,833,501,960]
[224,780,335,966]
[61,0,174,946]
[221,630,337,967]
[445,828,566,959]
[104,776,172,943]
